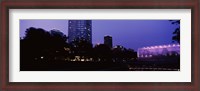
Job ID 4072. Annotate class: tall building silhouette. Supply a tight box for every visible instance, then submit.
[68,20,92,43]
[104,35,113,48]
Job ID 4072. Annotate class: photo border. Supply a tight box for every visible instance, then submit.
[1,0,199,91]
[10,9,191,82]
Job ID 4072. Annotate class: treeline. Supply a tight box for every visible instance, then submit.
[20,27,137,66]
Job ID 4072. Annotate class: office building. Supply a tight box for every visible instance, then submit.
[104,35,113,48]
[68,20,92,43]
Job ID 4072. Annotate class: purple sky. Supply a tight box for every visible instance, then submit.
[20,20,179,50]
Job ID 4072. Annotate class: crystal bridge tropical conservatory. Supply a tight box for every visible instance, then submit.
[137,44,180,59]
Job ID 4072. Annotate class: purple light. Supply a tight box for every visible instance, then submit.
[138,44,180,58]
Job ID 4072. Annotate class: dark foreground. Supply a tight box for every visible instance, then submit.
[20,57,180,71]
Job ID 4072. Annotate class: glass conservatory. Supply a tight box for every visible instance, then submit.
[137,44,180,58]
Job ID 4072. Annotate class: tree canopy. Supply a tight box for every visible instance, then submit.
[169,20,180,43]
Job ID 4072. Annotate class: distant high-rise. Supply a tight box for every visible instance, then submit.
[68,20,92,43]
[104,35,113,48]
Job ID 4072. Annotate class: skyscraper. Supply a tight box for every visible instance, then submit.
[68,20,92,43]
[104,35,113,48]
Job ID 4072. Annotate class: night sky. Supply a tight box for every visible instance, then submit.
[20,20,179,50]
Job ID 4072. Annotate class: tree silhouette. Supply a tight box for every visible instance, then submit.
[169,20,180,43]
[48,29,68,61]
[20,27,68,67]
[124,48,137,60]
[21,27,50,64]
[94,44,112,62]
[49,29,67,48]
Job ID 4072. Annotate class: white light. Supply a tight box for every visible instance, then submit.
[41,56,44,59]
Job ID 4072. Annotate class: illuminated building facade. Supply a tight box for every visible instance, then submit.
[68,20,92,43]
[137,44,180,58]
[104,35,113,48]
